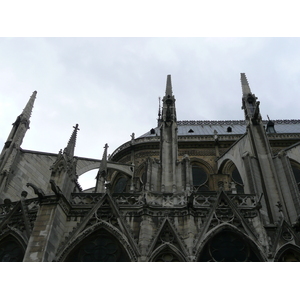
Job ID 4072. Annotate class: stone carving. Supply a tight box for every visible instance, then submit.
[26,183,45,199]
[50,180,63,199]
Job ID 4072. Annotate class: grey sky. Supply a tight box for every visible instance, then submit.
[1,37,300,187]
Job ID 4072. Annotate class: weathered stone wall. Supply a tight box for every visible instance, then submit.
[3,151,57,201]
[23,200,67,262]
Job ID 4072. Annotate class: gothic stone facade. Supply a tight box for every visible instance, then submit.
[1,74,300,262]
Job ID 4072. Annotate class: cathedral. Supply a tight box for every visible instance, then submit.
[1,74,300,262]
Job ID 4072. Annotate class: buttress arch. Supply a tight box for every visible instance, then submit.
[76,157,134,177]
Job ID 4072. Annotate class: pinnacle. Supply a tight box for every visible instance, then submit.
[63,124,79,157]
[22,91,37,120]
[240,73,252,96]
[165,74,173,97]
[99,143,108,174]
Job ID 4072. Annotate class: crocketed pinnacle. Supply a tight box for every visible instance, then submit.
[22,91,37,120]
[240,73,252,96]
[64,124,79,158]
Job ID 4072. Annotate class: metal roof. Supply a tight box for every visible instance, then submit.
[139,120,300,138]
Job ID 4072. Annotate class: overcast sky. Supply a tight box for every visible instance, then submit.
[1,37,300,187]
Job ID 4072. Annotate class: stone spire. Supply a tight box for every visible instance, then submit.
[1,91,37,156]
[165,74,173,96]
[22,91,37,121]
[0,91,37,198]
[162,75,176,123]
[63,124,79,158]
[240,73,252,97]
[48,124,80,199]
[160,75,178,193]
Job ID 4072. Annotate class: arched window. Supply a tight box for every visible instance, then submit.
[113,177,129,193]
[0,236,25,262]
[198,230,261,262]
[192,165,209,192]
[65,230,130,262]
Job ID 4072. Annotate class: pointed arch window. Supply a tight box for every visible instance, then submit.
[65,230,130,262]
[0,236,25,262]
[198,230,261,262]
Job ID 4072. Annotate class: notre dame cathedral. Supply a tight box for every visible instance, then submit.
[1,73,300,262]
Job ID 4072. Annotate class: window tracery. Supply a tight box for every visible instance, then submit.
[65,231,130,262]
[198,230,261,262]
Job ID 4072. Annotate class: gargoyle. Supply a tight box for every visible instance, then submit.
[26,183,45,199]
[50,180,63,199]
